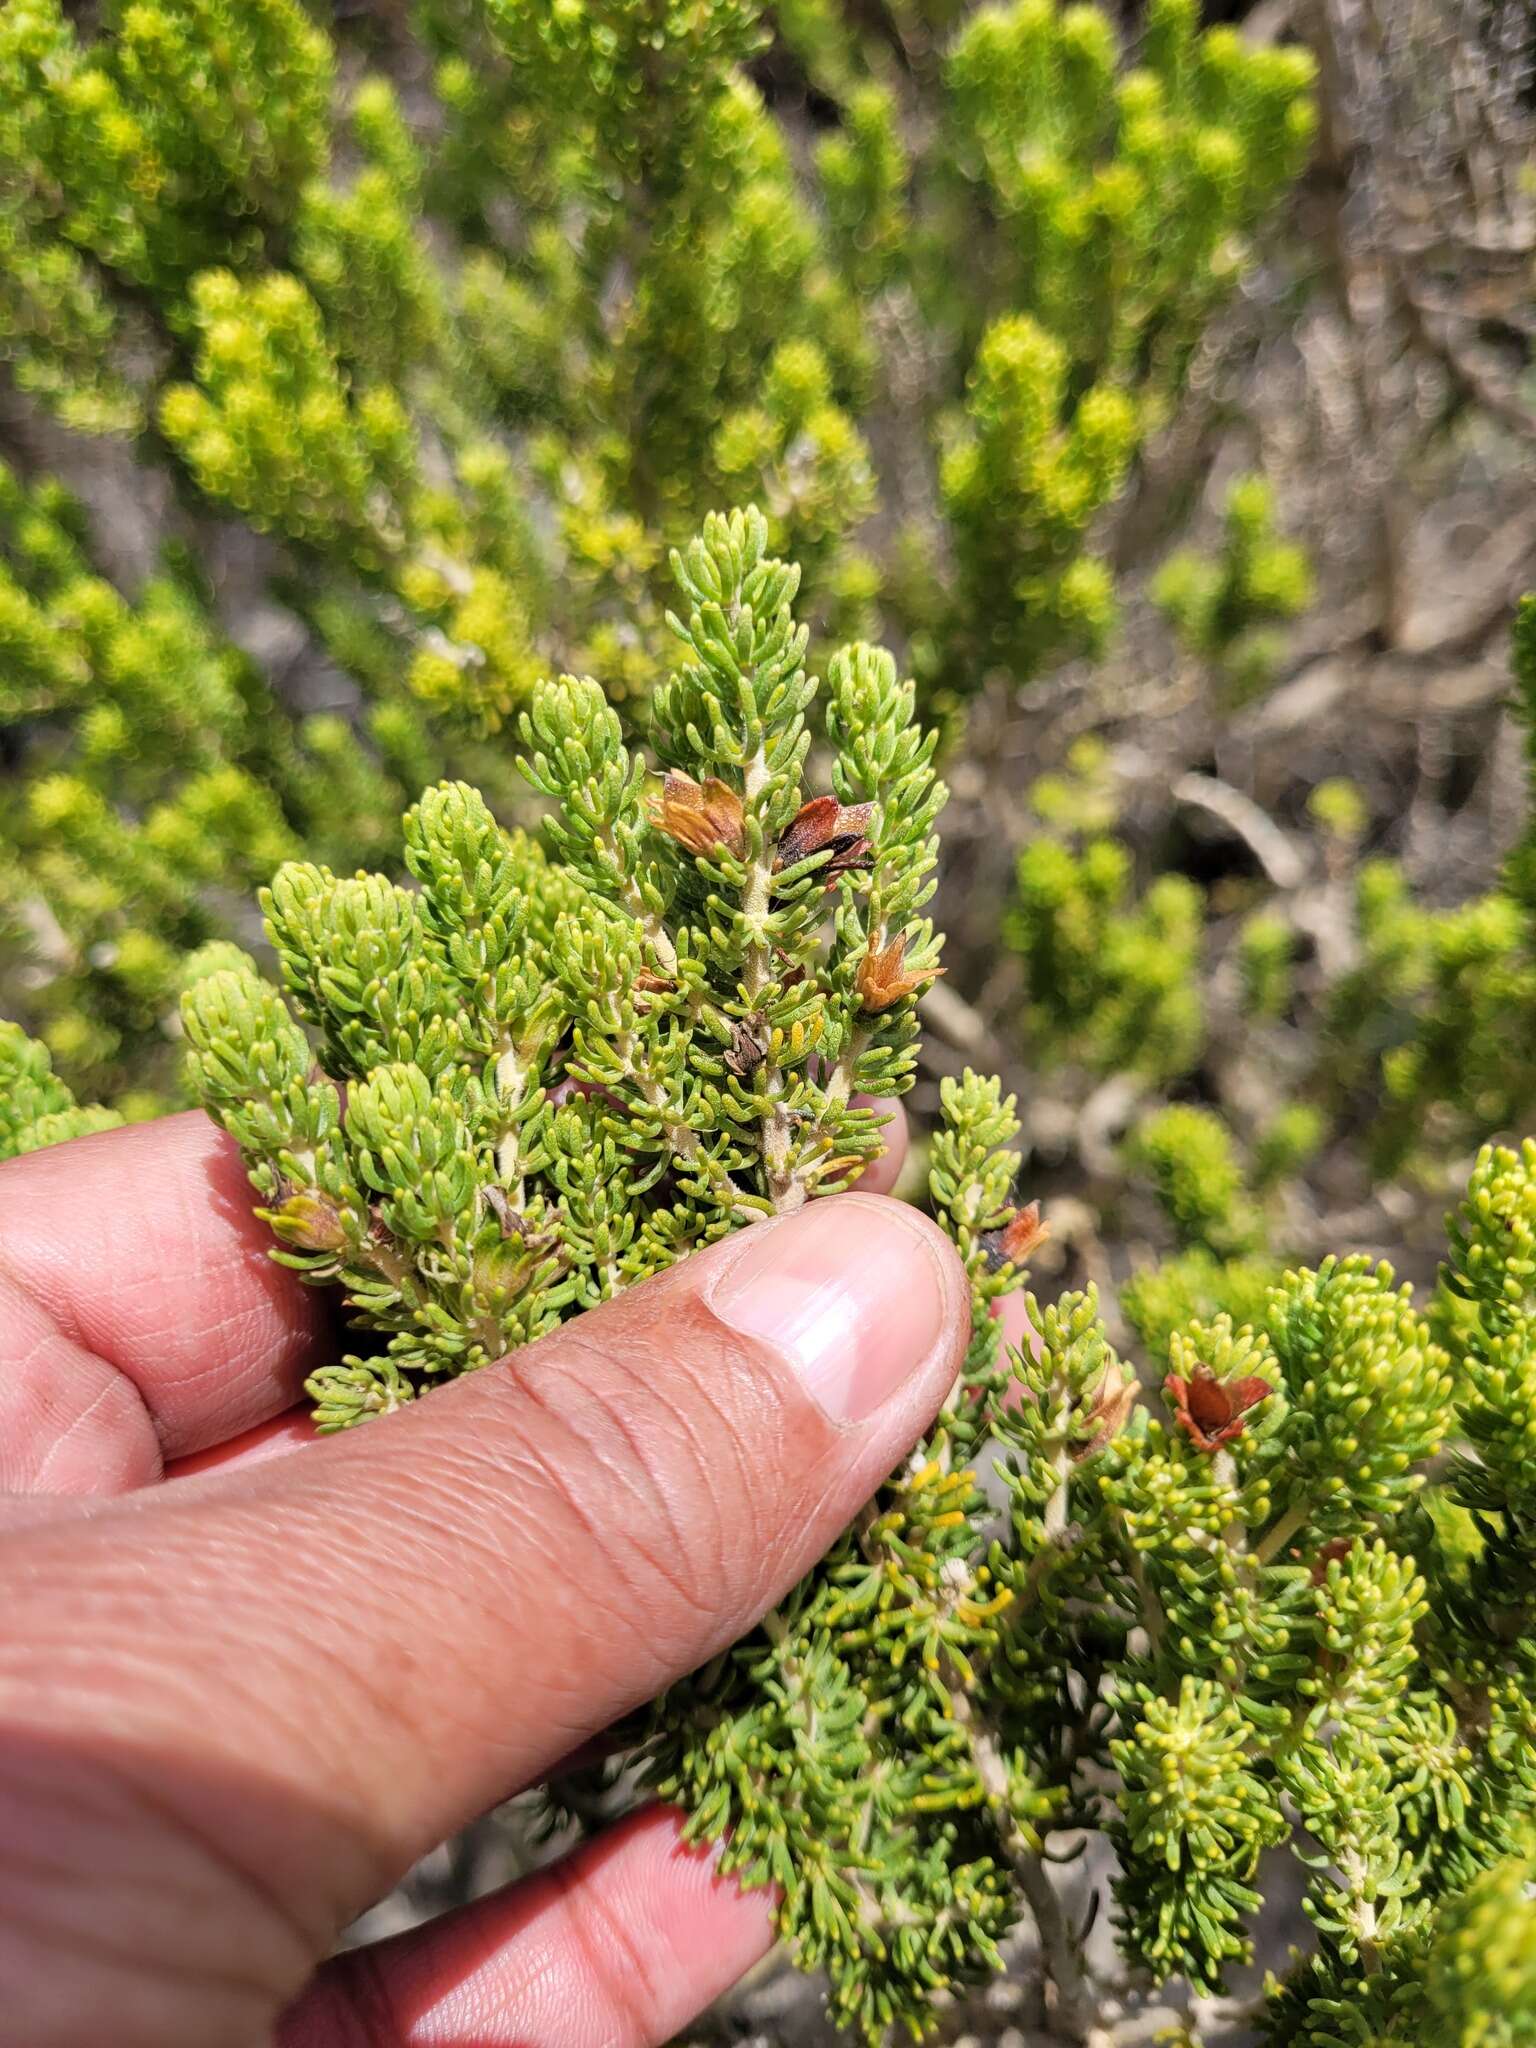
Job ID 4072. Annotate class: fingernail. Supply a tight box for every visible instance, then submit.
[708,1196,952,1424]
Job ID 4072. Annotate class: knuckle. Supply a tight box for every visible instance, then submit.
[483,1300,792,1656]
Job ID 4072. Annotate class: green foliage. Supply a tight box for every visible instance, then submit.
[1238,909,1296,1022]
[0,1018,120,1158]
[0,0,1309,627]
[1122,1245,1285,1364]
[1330,859,1536,1175]
[1004,755,1205,1084]
[1002,597,1536,1213]
[930,0,1313,693]
[0,0,1314,1120]
[0,455,484,1102]
[1153,471,1313,700]
[1128,1103,1263,1256]
[175,514,1536,2046]
[184,510,948,1406]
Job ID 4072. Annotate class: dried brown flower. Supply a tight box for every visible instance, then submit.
[774,795,875,885]
[650,769,746,859]
[981,1200,1050,1274]
[633,968,674,1015]
[1165,1366,1272,1452]
[855,933,945,1014]
[723,1019,768,1079]
[1076,1357,1138,1461]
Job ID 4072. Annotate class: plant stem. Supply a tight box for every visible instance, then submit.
[1254,1499,1311,1566]
[1014,1843,1115,2048]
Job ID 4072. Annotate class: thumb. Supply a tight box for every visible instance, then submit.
[1,1194,967,1992]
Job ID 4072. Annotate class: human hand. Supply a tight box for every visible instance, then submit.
[0,1110,973,2048]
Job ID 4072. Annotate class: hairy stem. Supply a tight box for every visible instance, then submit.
[741,742,797,1209]
[1254,1498,1311,1566]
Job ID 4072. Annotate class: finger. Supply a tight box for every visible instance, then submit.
[0,1114,331,1491]
[1,1193,968,2041]
[852,1094,908,1197]
[277,1806,773,2048]
[166,1408,319,1480]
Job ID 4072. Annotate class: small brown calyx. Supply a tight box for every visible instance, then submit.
[649,769,746,859]
[1310,1536,1354,1584]
[1165,1365,1272,1452]
[482,1185,558,1253]
[1075,1356,1138,1461]
[855,932,945,1014]
[774,795,875,886]
[633,968,674,1015]
[723,1018,769,1079]
[483,1184,519,1238]
[981,1199,1049,1274]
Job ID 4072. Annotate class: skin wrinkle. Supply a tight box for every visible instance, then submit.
[494,1368,679,1659]
[187,1462,599,1813]
[31,1377,139,1490]
[0,1751,306,2044]
[546,1843,671,2045]
[0,1232,260,1481]
[571,1349,716,1609]
[626,1290,813,1622]
[0,1873,292,2008]
[326,1942,414,2048]
[3,1507,442,1917]
[102,1744,332,1981]
[331,1463,598,1769]
[0,1263,162,1488]
[0,1899,276,2048]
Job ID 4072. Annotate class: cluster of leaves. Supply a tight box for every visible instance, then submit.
[1004,599,1536,1290]
[0,455,515,1103]
[181,512,1536,2045]
[0,0,1315,708]
[0,0,1314,1109]
[0,1018,118,1159]
[1334,601,1536,1174]
[1153,471,1314,701]
[1003,738,1205,1086]
[183,510,948,1419]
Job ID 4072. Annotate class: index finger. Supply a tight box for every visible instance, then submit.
[0,1113,331,1492]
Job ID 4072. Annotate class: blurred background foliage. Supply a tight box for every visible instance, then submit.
[0,0,1314,1107]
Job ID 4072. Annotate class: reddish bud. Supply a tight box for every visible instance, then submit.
[774,795,876,886]
[1311,1537,1354,1584]
[268,1191,349,1252]
[1165,1367,1272,1452]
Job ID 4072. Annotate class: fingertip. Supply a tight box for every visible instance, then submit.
[0,1112,330,1460]
[277,1807,776,2048]
[705,1189,969,1429]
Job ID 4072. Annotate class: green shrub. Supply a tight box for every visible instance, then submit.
[184,512,1536,2047]
[0,0,1313,1107]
